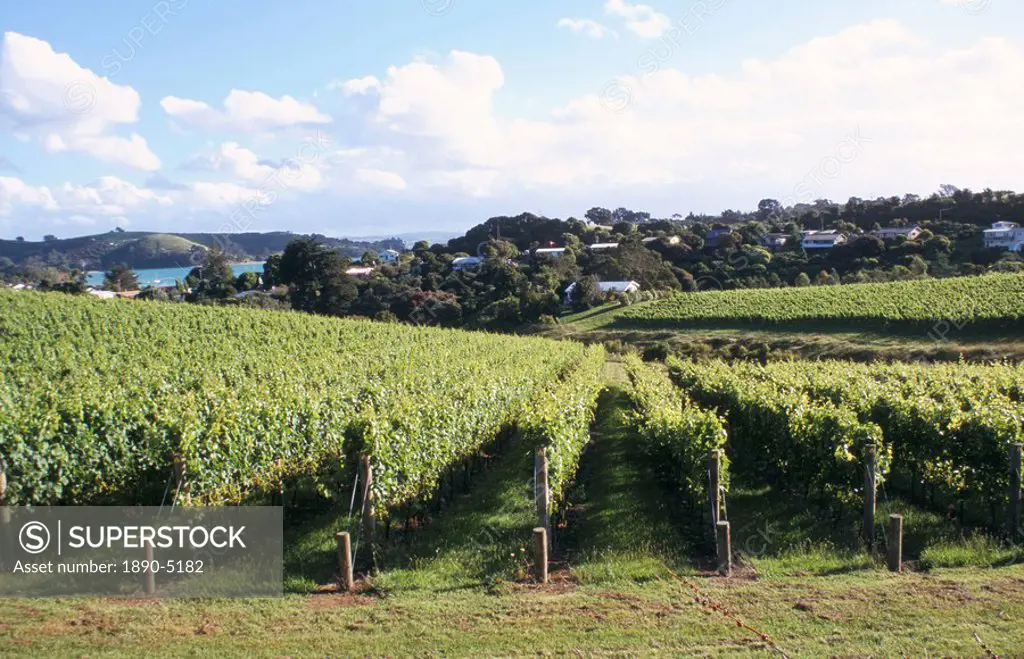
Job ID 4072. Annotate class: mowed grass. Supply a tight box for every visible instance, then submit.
[6,379,1024,655]
[537,302,1024,363]
[566,383,694,583]
[726,483,1024,579]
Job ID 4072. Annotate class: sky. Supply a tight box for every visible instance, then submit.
[0,0,1021,240]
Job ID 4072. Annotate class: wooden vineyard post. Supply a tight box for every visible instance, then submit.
[0,464,9,524]
[716,521,731,577]
[0,464,9,570]
[336,532,354,592]
[276,458,285,507]
[360,456,376,563]
[887,514,903,573]
[143,543,156,595]
[863,446,877,546]
[535,448,550,545]
[173,455,190,506]
[1009,443,1023,541]
[532,527,548,583]
[707,450,721,546]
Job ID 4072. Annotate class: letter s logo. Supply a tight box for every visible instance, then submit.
[19,521,50,554]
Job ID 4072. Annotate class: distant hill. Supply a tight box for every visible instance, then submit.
[0,231,405,270]
[346,231,461,248]
[103,234,206,269]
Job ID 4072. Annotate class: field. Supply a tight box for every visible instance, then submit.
[4,291,1024,656]
[618,272,1024,334]
[533,274,1024,362]
[0,291,601,513]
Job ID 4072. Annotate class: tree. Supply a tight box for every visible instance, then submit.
[185,247,236,299]
[361,250,380,266]
[907,255,929,278]
[571,275,603,311]
[483,238,520,262]
[43,234,57,242]
[585,207,613,225]
[278,238,352,314]
[757,198,782,221]
[612,221,638,236]
[15,236,24,242]
[236,271,261,291]
[794,272,811,287]
[263,254,283,287]
[103,263,139,292]
[316,266,360,316]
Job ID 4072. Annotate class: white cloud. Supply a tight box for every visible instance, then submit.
[331,76,381,95]
[355,168,407,190]
[7,20,1024,237]
[181,142,324,191]
[160,89,332,133]
[0,32,161,171]
[335,21,1024,201]
[557,18,618,40]
[0,176,58,215]
[0,174,170,220]
[604,0,672,39]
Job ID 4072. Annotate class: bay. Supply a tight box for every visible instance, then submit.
[85,262,265,288]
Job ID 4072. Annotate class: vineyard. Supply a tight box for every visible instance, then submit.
[5,291,1024,655]
[0,291,602,523]
[663,356,1024,531]
[617,272,1024,333]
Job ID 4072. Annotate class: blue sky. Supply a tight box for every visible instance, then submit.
[0,0,1021,240]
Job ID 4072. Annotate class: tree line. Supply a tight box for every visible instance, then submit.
[3,185,1022,331]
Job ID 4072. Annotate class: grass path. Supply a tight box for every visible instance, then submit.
[566,380,694,583]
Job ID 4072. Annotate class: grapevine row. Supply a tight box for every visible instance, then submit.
[0,292,587,513]
[665,357,887,507]
[622,356,728,512]
[666,357,1024,513]
[519,345,606,511]
[619,272,1024,332]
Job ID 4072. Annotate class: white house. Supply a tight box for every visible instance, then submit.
[533,248,566,258]
[642,236,681,246]
[87,289,117,299]
[562,280,640,306]
[759,233,790,250]
[983,221,1024,251]
[451,256,484,270]
[233,290,270,299]
[345,266,375,278]
[874,226,922,241]
[589,242,620,251]
[801,230,847,250]
[378,249,401,264]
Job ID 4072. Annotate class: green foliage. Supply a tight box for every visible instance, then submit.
[666,357,1024,509]
[0,291,588,510]
[519,345,606,510]
[622,356,728,511]
[666,357,888,507]
[235,271,261,291]
[102,263,139,292]
[621,272,1024,332]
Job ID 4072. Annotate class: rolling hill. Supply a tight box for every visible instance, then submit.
[0,230,405,270]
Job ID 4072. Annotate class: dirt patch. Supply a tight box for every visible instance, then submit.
[510,568,579,595]
[791,599,844,622]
